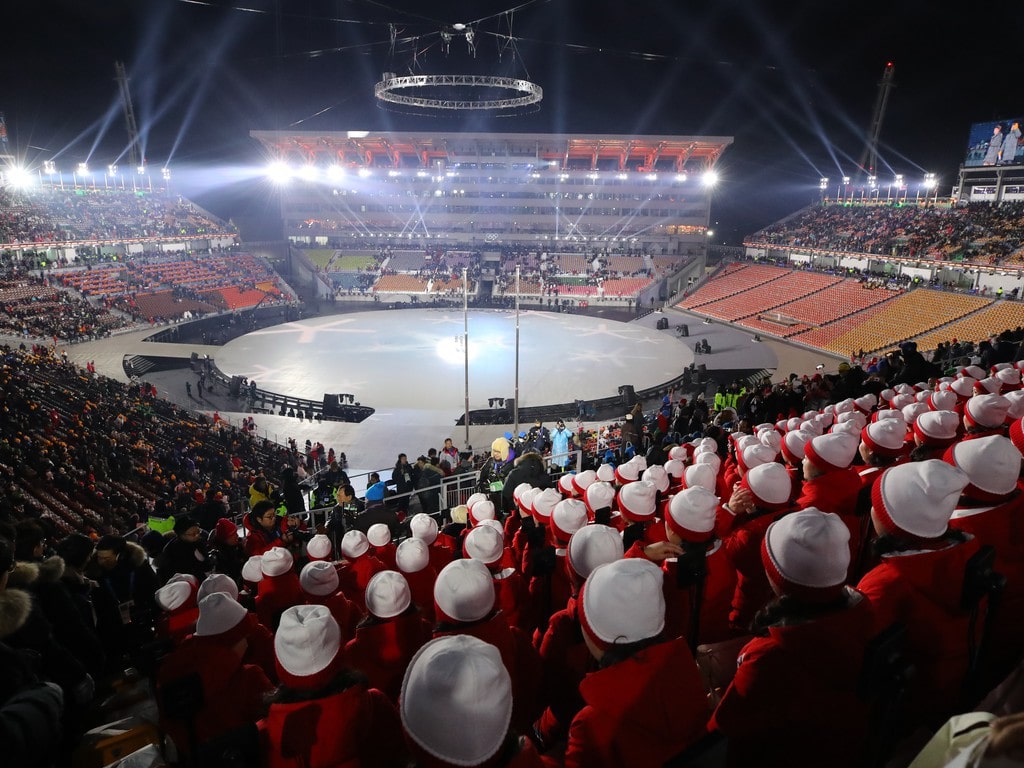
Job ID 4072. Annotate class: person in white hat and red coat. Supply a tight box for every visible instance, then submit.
[254,546,304,632]
[710,508,875,768]
[720,462,796,632]
[344,570,432,705]
[154,574,200,645]
[336,530,385,614]
[366,523,398,570]
[795,432,862,522]
[394,537,439,624]
[962,393,1012,440]
[630,486,738,646]
[190,590,278,682]
[912,410,962,460]
[562,557,708,766]
[856,459,982,724]
[944,435,1024,683]
[431,559,543,734]
[464,524,534,636]
[156,593,275,760]
[401,635,545,768]
[299,560,358,641]
[617,479,663,553]
[533,524,624,751]
[408,512,454,574]
[259,604,407,768]
[515,487,562,633]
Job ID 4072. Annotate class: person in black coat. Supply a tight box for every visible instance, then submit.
[280,466,307,517]
[90,535,159,668]
[0,639,65,768]
[500,451,552,517]
[154,515,213,586]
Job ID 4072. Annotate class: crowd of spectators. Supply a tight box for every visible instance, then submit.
[5,327,1024,765]
[0,186,234,246]
[748,200,1024,265]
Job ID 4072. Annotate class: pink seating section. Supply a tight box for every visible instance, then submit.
[601,277,654,296]
[699,271,841,322]
[677,263,788,308]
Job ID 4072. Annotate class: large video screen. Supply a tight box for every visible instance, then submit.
[965,118,1023,167]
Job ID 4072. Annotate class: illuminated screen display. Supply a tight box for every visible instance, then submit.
[964,118,1023,167]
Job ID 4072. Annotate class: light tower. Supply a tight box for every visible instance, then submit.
[856,62,896,182]
[115,61,141,171]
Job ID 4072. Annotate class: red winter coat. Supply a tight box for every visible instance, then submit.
[336,554,384,613]
[157,639,273,757]
[949,494,1024,677]
[259,681,406,768]
[304,589,358,642]
[344,611,433,704]
[155,605,198,645]
[709,593,874,767]
[255,571,303,631]
[401,566,437,625]
[857,534,983,723]
[557,637,708,768]
[535,597,594,747]
[434,612,544,733]
[370,543,397,571]
[723,510,789,631]
[493,566,535,635]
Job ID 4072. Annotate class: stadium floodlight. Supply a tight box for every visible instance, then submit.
[842,176,851,185]
[43,160,56,175]
[867,175,877,188]
[357,167,372,178]
[646,173,658,181]
[819,177,829,190]
[77,162,90,175]
[701,169,719,187]
[923,172,936,189]
[137,164,146,175]
[265,161,292,185]
[5,166,32,188]
[108,164,118,176]
[161,167,171,181]
[327,165,345,181]
[894,174,904,187]
[298,164,319,181]
[675,173,688,182]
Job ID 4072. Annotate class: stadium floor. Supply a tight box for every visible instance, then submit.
[55,306,834,481]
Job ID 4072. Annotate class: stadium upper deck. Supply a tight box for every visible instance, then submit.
[251,131,732,256]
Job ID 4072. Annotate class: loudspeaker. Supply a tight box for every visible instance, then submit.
[679,323,689,337]
[696,364,707,385]
[504,398,515,415]
[229,376,242,397]
[619,385,637,407]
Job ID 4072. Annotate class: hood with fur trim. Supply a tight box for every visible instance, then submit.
[8,557,65,590]
[0,588,32,639]
[6,562,39,590]
[123,542,149,569]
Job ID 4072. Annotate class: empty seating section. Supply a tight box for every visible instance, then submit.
[816,290,992,354]
[133,291,219,320]
[789,302,896,349]
[911,301,1024,351]
[374,274,429,292]
[604,255,645,273]
[554,253,589,273]
[59,265,131,297]
[700,271,840,322]
[651,255,687,275]
[215,286,281,310]
[601,277,653,296]
[679,264,789,308]
[768,280,900,328]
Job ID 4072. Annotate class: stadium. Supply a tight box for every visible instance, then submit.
[4,9,1024,768]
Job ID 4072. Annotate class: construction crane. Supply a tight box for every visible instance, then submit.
[856,62,896,181]
[115,61,141,170]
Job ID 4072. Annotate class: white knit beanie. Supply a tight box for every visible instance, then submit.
[551,498,590,543]
[872,459,969,539]
[584,481,616,514]
[260,546,294,577]
[409,513,439,545]
[365,570,412,619]
[194,592,247,638]
[617,479,657,523]
[433,559,495,623]
[566,524,624,579]
[241,555,264,584]
[274,604,342,689]
[579,558,665,649]
[305,533,332,561]
[341,530,370,559]
[401,635,512,767]
[463,525,504,566]
[666,487,719,542]
[641,465,670,494]
[944,434,1022,501]
[395,538,430,574]
[367,523,392,548]
[156,581,193,612]
[468,499,496,526]
[762,507,850,601]
[197,572,239,603]
[682,463,717,492]
[299,560,340,597]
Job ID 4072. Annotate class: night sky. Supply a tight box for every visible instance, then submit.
[3,0,1020,244]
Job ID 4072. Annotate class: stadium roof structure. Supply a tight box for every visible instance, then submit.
[250,131,733,173]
